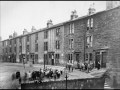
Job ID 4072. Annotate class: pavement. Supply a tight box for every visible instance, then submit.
[0,62,106,78]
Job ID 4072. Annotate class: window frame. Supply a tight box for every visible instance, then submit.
[56,28,60,36]
[35,43,38,52]
[44,31,48,39]
[44,42,48,51]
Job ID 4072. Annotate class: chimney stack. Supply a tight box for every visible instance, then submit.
[88,3,96,15]
[70,10,78,20]
[47,19,53,28]
[31,26,36,32]
[23,29,28,35]
[9,35,13,39]
[13,31,17,38]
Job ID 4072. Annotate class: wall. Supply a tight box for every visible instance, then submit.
[93,6,120,85]
[38,31,44,64]
[21,76,105,89]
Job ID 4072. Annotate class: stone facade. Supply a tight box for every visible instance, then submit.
[1,5,120,85]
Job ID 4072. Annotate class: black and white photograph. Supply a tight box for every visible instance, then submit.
[0,1,120,89]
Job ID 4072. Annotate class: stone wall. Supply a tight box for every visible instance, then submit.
[21,76,105,89]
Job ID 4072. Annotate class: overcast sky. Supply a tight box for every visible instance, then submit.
[0,1,106,40]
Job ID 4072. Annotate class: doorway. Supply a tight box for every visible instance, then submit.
[101,52,107,68]
[95,52,100,68]
[76,54,79,63]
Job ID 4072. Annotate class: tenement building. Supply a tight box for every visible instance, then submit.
[0,2,120,84]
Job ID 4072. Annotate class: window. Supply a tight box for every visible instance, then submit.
[87,18,93,30]
[91,18,93,28]
[69,39,74,49]
[86,35,93,48]
[86,53,92,61]
[10,48,12,53]
[44,31,48,39]
[35,44,38,52]
[56,40,60,49]
[35,33,38,41]
[14,47,16,52]
[6,48,7,53]
[56,28,60,36]
[87,19,90,30]
[71,23,74,33]
[14,39,16,44]
[44,42,48,51]
[68,54,73,63]
[27,45,29,52]
[27,36,29,42]
[55,54,60,60]
[2,42,4,46]
[3,49,4,53]
[35,54,38,61]
[69,23,74,34]
[10,40,12,45]
[19,38,22,44]
[19,46,22,53]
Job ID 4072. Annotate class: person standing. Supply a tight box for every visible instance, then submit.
[97,62,100,70]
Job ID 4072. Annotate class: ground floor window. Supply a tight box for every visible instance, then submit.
[85,53,93,61]
[55,54,60,64]
[35,54,38,63]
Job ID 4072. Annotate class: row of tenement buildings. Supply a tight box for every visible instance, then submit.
[0,1,120,69]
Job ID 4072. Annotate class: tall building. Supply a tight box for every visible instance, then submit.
[106,1,120,10]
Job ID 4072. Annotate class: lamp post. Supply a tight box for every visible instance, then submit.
[65,68,69,89]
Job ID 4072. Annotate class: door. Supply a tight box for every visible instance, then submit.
[51,54,54,65]
[95,52,100,68]
[101,52,107,68]
[76,54,79,63]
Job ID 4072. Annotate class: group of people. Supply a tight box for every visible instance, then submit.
[77,61,101,72]
[11,67,64,84]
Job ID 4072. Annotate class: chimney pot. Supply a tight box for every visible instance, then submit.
[70,10,78,20]
[47,19,53,28]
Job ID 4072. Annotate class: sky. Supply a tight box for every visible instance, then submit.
[0,1,106,40]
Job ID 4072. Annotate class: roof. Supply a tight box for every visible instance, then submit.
[2,6,120,41]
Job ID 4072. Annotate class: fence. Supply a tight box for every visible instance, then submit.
[21,75,105,89]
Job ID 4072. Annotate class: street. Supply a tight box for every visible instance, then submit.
[0,62,106,89]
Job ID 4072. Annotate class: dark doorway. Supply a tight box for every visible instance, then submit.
[95,52,100,68]
[76,54,79,63]
[101,52,107,68]
[52,59,54,65]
